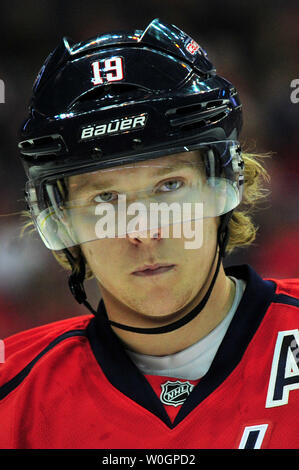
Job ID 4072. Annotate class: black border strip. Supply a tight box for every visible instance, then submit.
[0,448,299,462]
[0,329,86,401]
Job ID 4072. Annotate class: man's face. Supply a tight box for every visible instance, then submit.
[68,151,219,318]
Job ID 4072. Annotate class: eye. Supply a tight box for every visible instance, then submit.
[157,179,184,192]
[94,191,118,203]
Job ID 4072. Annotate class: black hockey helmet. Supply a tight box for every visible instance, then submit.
[19,18,242,179]
[18,19,244,334]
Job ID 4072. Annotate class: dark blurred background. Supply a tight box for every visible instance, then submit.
[0,0,298,338]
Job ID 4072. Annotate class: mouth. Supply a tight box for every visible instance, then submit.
[132,263,176,277]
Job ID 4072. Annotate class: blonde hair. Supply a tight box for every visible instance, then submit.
[20,147,271,276]
[225,149,271,253]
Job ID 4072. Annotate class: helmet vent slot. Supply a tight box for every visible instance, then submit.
[18,134,66,158]
[167,100,230,129]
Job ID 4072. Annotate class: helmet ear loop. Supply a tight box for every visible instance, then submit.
[217,210,233,258]
[57,179,91,308]
[63,248,97,315]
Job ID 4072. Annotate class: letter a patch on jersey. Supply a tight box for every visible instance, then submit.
[266,329,299,408]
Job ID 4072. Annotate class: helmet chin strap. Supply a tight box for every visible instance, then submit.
[64,212,232,334]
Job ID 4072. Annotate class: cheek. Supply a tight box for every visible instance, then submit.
[180,217,218,251]
[81,239,122,279]
[178,218,218,273]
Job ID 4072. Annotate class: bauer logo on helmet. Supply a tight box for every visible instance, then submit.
[80,113,148,140]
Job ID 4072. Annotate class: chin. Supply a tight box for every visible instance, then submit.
[130,295,187,319]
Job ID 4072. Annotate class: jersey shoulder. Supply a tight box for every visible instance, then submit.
[268,276,299,298]
[0,314,93,388]
[267,276,299,308]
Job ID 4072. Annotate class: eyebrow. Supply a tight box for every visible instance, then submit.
[69,158,201,194]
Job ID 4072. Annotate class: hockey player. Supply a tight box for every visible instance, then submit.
[0,19,298,449]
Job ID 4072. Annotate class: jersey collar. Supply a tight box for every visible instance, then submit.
[87,264,276,428]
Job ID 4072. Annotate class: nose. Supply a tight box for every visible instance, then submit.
[127,226,162,246]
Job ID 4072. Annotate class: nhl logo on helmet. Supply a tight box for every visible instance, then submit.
[160,380,194,407]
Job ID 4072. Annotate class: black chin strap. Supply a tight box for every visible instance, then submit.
[106,247,222,334]
[64,212,232,334]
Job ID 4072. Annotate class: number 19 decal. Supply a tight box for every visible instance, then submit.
[91,57,124,85]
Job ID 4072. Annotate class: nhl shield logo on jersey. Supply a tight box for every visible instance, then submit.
[160,380,194,407]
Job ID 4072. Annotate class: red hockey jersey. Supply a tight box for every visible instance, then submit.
[0,265,298,449]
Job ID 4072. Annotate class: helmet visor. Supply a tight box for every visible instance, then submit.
[26,140,244,250]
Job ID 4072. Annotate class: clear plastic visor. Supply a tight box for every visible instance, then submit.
[27,140,244,250]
